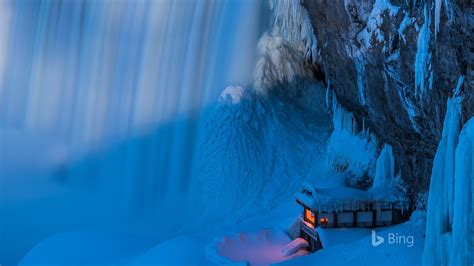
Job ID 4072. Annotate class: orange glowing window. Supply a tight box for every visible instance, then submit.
[320,217,329,225]
[304,208,315,225]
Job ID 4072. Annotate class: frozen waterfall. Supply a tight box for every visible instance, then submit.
[423,76,472,266]
[0,1,264,264]
[0,0,263,211]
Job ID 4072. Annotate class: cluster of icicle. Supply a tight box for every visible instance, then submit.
[332,91,358,135]
[327,92,378,179]
[316,199,372,213]
[434,0,454,38]
[269,0,317,64]
[253,30,311,92]
[253,0,317,92]
[423,76,473,266]
[415,0,456,100]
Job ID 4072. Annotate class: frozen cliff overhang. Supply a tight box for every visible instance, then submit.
[302,0,472,194]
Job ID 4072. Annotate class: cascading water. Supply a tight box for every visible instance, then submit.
[0,0,264,263]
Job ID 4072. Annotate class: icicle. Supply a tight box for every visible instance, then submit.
[414,4,432,99]
[355,53,367,105]
[331,92,357,134]
[325,79,331,111]
[453,75,464,96]
[435,0,442,38]
[269,0,318,63]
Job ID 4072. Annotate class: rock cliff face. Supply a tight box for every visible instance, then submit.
[304,0,473,198]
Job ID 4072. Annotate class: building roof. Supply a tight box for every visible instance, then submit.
[296,182,409,213]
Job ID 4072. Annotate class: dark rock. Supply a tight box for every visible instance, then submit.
[304,0,473,199]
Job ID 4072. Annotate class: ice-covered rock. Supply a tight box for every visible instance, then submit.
[254,0,318,93]
[269,0,317,64]
[304,0,472,194]
[253,31,311,93]
[196,82,331,221]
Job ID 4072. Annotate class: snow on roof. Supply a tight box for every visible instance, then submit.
[296,182,409,213]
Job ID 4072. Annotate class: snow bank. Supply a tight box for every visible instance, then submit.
[281,237,308,256]
[211,229,301,266]
[280,220,425,266]
[20,231,158,266]
[133,236,210,266]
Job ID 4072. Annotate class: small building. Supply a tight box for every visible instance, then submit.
[296,183,411,252]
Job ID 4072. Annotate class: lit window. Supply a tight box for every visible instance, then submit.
[304,208,315,226]
[320,217,329,226]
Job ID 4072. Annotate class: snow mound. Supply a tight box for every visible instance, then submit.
[19,231,157,266]
[281,237,308,256]
[196,82,331,221]
[279,220,425,266]
[219,86,250,105]
[212,230,304,266]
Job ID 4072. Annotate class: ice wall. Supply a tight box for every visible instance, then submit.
[423,76,470,266]
[451,118,474,265]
